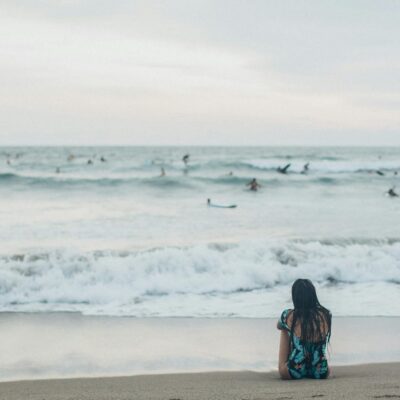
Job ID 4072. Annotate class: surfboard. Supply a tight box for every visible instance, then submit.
[208,203,237,209]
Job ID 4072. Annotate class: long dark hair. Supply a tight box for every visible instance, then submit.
[290,279,331,346]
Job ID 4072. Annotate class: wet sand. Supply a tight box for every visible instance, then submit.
[1,363,399,400]
[1,313,400,383]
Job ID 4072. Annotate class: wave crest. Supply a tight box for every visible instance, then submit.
[1,239,399,315]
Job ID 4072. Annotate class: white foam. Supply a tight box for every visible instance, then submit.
[0,239,399,316]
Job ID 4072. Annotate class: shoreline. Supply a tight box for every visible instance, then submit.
[0,360,398,384]
[1,363,399,400]
[4,311,400,318]
[1,314,400,383]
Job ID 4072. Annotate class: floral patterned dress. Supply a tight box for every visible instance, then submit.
[279,309,330,379]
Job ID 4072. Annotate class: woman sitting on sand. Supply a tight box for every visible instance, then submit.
[277,279,331,379]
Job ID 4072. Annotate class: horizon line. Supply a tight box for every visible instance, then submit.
[1,144,400,148]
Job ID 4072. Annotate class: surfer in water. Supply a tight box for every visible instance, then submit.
[87,159,93,165]
[247,178,261,191]
[100,156,107,162]
[387,187,399,197]
[301,162,310,174]
[376,170,385,176]
[182,154,190,165]
[160,167,166,177]
[277,163,291,174]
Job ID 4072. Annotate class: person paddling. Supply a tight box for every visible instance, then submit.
[277,163,291,174]
[247,178,261,191]
[388,187,399,197]
[182,154,190,165]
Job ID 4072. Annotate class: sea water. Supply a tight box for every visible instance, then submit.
[0,146,399,317]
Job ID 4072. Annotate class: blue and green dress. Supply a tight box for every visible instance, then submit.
[278,309,331,379]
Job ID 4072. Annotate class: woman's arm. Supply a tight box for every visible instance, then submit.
[278,330,292,379]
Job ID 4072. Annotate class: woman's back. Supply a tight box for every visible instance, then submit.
[284,308,330,341]
[277,279,332,380]
[279,308,331,379]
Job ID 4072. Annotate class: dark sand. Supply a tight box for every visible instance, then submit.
[1,363,399,400]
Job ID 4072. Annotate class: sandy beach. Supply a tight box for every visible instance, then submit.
[2,314,400,382]
[1,363,399,400]
[1,314,400,399]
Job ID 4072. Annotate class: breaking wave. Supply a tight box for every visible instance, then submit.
[1,238,399,316]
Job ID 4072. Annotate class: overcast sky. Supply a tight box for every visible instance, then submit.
[0,1,399,146]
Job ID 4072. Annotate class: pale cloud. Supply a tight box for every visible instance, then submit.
[0,1,399,145]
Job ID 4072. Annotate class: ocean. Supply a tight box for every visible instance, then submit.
[1,146,399,318]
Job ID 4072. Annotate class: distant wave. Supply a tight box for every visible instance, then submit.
[0,171,327,189]
[0,167,394,191]
[1,238,399,316]
[0,171,345,190]
[0,172,18,180]
[3,156,400,179]
[0,172,195,189]
[239,159,400,173]
[158,159,398,174]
